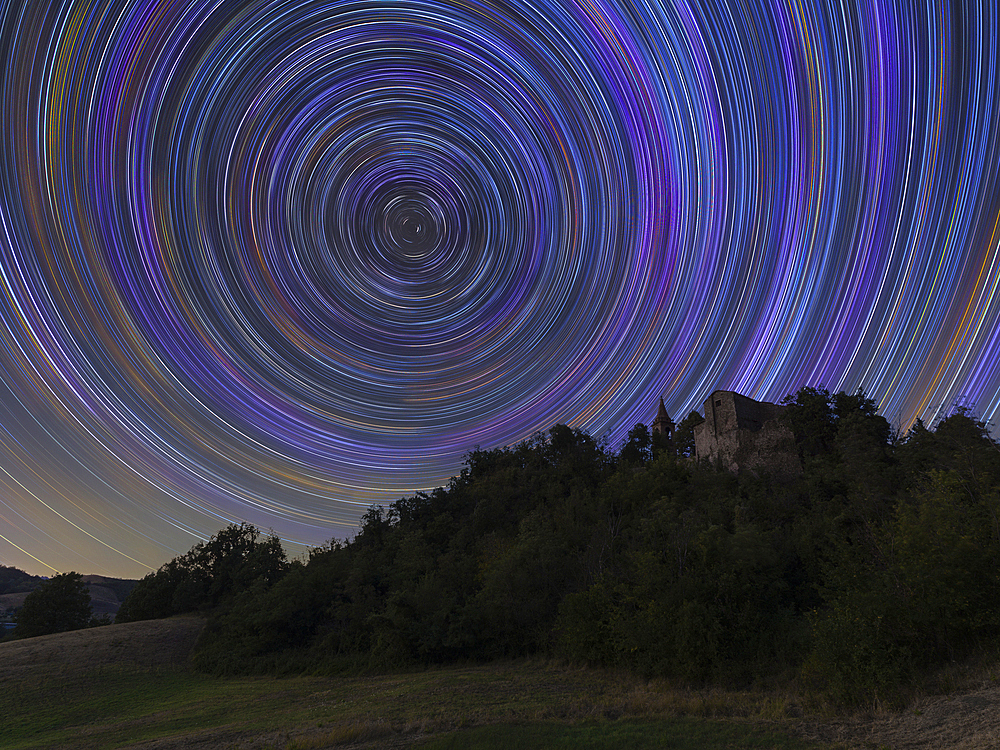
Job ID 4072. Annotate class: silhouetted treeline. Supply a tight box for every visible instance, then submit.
[115,523,287,622]
[118,388,1000,705]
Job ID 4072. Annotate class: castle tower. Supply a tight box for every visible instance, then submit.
[652,398,673,441]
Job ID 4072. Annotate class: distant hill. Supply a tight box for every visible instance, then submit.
[0,566,138,622]
[0,564,44,595]
[79,574,140,619]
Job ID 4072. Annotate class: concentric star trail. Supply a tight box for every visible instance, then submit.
[0,0,998,575]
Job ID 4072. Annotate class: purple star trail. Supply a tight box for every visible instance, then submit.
[0,0,997,575]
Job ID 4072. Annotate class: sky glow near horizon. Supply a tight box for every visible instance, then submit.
[0,0,998,577]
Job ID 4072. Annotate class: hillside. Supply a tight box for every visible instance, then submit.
[80,574,140,619]
[0,563,44,594]
[109,394,1000,715]
[0,614,205,675]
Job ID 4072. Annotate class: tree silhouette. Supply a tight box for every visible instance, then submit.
[14,572,92,639]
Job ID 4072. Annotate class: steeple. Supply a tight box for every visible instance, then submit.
[652,398,673,439]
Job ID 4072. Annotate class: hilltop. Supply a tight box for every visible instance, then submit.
[109,388,1000,714]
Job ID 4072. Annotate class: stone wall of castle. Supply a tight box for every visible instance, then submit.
[693,391,801,477]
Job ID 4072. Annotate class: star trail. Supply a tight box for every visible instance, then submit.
[0,0,998,576]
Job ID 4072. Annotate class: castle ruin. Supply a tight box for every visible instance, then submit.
[685,390,800,477]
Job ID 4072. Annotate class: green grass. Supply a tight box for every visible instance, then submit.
[0,618,840,749]
[2,668,277,748]
[417,719,825,749]
[0,665,836,750]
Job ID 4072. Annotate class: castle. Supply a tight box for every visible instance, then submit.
[659,390,801,477]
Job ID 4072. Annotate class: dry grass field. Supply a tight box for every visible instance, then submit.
[1,615,206,674]
[1,616,998,749]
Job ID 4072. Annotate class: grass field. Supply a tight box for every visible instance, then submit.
[414,720,825,749]
[0,617,845,749]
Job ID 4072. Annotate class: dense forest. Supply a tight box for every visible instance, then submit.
[116,387,1000,706]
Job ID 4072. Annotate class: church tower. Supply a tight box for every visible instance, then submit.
[652,398,674,441]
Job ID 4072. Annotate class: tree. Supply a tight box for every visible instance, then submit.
[672,411,705,458]
[619,423,652,466]
[117,523,288,623]
[14,572,92,639]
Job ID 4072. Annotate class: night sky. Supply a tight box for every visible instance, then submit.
[1,0,998,578]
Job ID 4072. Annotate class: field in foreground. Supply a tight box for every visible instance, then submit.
[1,617,998,750]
